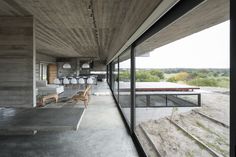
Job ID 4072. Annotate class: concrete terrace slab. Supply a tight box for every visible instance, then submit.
[0,108,85,132]
[0,82,138,157]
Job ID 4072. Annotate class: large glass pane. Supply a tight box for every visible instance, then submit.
[107,65,109,85]
[134,21,230,157]
[119,48,131,125]
[111,61,115,92]
[108,64,111,86]
[113,58,119,101]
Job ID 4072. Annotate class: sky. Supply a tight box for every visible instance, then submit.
[120,20,229,69]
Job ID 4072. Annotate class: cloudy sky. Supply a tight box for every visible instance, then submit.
[120,20,229,69]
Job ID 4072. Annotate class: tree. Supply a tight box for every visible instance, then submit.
[187,78,218,86]
[136,71,160,82]
[119,71,130,82]
[149,69,164,79]
[175,72,190,81]
[167,76,177,82]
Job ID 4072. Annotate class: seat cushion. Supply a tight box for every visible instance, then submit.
[36,80,47,87]
[47,84,60,88]
[37,86,64,95]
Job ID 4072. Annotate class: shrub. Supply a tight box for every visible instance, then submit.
[136,71,160,82]
[149,69,164,79]
[174,72,190,81]
[119,71,130,81]
[167,76,177,82]
[187,78,218,87]
[166,72,190,82]
[189,72,198,79]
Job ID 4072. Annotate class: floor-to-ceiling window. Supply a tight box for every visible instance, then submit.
[133,21,229,156]
[108,64,112,87]
[108,1,229,156]
[119,47,131,125]
[113,58,119,101]
[109,21,229,157]
[107,65,110,85]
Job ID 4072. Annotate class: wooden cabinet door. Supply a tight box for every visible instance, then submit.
[47,64,57,84]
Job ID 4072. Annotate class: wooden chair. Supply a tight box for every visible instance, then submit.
[71,85,91,108]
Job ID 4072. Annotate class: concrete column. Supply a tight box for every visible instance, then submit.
[0,17,36,107]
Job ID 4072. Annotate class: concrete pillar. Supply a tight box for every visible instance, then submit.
[0,17,36,107]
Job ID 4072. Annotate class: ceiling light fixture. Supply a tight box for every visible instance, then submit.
[63,63,71,69]
[82,63,90,69]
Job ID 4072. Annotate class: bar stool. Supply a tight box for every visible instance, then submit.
[78,78,85,90]
[53,78,61,85]
[70,78,78,88]
[87,77,93,85]
[87,77,94,94]
[63,78,70,87]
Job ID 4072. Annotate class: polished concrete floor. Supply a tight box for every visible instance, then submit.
[0,82,138,157]
[0,108,84,132]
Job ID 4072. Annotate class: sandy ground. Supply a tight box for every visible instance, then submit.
[196,87,229,125]
[173,112,229,156]
[137,118,214,157]
[135,87,229,157]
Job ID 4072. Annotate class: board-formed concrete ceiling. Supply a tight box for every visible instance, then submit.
[0,0,230,63]
[0,0,162,61]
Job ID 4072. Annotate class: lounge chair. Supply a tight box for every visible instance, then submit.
[71,85,91,108]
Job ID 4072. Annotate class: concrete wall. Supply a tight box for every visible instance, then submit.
[0,17,36,108]
[35,53,56,80]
